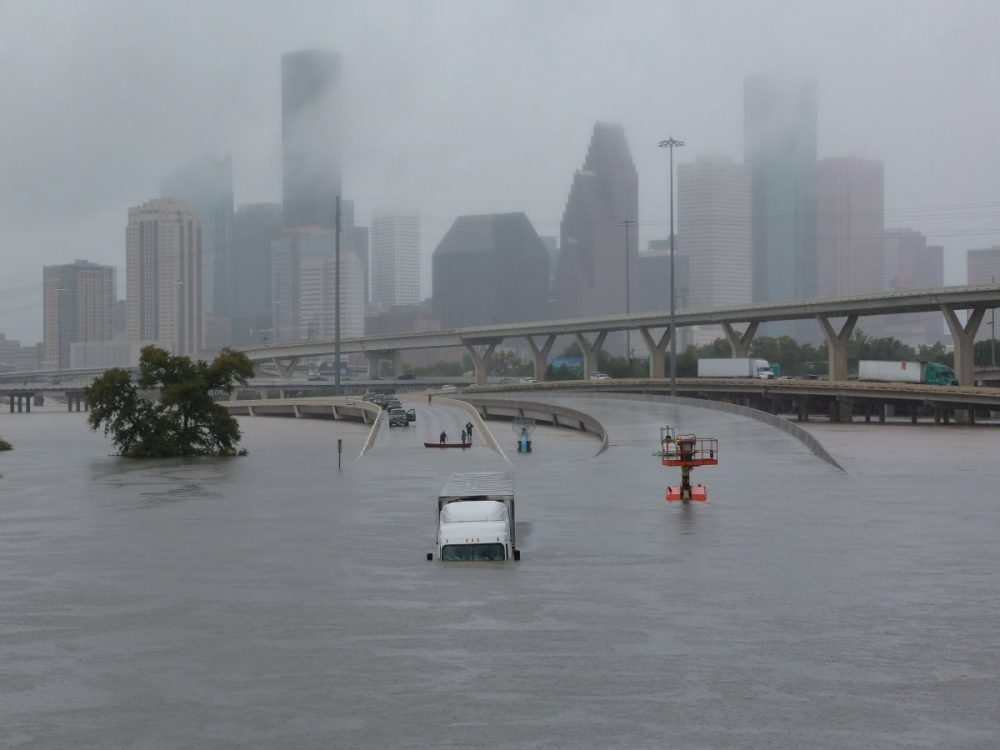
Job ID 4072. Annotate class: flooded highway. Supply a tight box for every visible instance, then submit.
[1,394,998,748]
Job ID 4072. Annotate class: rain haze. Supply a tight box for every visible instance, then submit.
[2,0,1000,342]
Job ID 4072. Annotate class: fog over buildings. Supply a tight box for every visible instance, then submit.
[2,0,1000,347]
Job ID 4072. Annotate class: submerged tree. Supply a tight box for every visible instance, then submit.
[86,345,254,458]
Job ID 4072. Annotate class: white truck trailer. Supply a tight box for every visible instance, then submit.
[697,358,775,379]
[857,360,958,386]
[427,472,520,562]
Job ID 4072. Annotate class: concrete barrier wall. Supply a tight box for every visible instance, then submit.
[220,397,382,459]
[572,392,844,471]
[457,395,609,456]
[437,397,509,461]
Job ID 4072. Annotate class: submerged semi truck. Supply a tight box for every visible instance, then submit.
[857,360,958,386]
[428,472,520,562]
[697,358,775,379]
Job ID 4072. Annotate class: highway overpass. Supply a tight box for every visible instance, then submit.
[238,284,1000,386]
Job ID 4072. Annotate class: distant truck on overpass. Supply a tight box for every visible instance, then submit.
[697,358,775,379]
[857,360,958,386]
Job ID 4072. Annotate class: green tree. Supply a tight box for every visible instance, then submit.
[86,345,253,458]
[0,437,12,452]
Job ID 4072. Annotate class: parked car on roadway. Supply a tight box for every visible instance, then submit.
[589,372,611,381]
[388,408,409,427]
[383,398,402,412]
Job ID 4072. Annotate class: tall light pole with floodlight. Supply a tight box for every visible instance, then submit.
[658,137,684,396]
[618,218,635,371]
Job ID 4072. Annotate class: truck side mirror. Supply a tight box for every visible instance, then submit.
[513,549,521,561]
[426,553,433,561]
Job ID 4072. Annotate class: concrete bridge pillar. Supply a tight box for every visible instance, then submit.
[464,342,498,386]
[365,352,380,379]
[271,357,299,380]
[525,335,556,381]
[817,314,858,382]
[574,331,608,380]
[721,321,759,358]
[25,394,31,413]
[638,327,671,378]
[388,351,402,379]
[941,305,985,386]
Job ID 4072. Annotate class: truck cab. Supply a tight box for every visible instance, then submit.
[428,472,520,562]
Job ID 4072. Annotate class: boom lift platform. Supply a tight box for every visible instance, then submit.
[657,426,719,503]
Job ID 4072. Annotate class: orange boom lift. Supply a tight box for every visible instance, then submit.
[658,426,718,503]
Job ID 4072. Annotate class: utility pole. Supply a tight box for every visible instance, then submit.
[618,218,635,372]
[335,196,342,392]
[658,137,684,397]
[993,275,997,369]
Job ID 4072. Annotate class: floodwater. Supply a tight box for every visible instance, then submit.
[1,395,998,749]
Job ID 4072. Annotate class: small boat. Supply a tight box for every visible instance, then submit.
[424,442,471,449]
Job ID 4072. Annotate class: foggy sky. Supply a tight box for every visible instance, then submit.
[3,0,1000,343]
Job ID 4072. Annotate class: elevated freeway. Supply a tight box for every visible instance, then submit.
[238,284,1000,386]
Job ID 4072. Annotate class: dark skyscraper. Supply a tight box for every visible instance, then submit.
[231,202,283,346]
[553,122,638,355]
[744,76,818,338]
[282,49,341,229]
[432,213,549,329]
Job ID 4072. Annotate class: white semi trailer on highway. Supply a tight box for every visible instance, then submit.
[697,358,775,379]
[857,360,958,386]
[428,472,520,562]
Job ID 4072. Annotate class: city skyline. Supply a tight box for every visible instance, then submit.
[3,1,1000,344]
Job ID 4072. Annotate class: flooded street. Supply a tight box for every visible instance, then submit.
[1,395,998,748]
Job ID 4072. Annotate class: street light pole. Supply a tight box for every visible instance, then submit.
[658,137,684,397]
[618,218,635,372]
[335,195,342,392]
[992,275,997,369]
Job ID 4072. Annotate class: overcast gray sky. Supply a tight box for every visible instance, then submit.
[3,0,999,344]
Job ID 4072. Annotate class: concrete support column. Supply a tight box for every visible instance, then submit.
[364,352,380,379]
[941,305,985,386]
[525,335,556,381]
[271,357,299,380]
[464,342,498,386]
[817,314,858,382]
[388,351,402,379]
[25,394,31,413]
[574,332,608,380]
[639,327,671,379]
[721,321,760,358]
[67,394,73,412]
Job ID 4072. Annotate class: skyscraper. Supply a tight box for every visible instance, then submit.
[677,157,752,317]
[42,260,115,370]
[878,228,944,345]
[745,76,817,337]
[554,122,638,354]
[161,155,234,317]
[371,215,420,307]
[432,213,549,329]
[269,227,364,343]
[126,198,203,356]
[232,202,283,346]
[967,245,1000,285]
[282,49,341,229]
[816,157,884,298]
